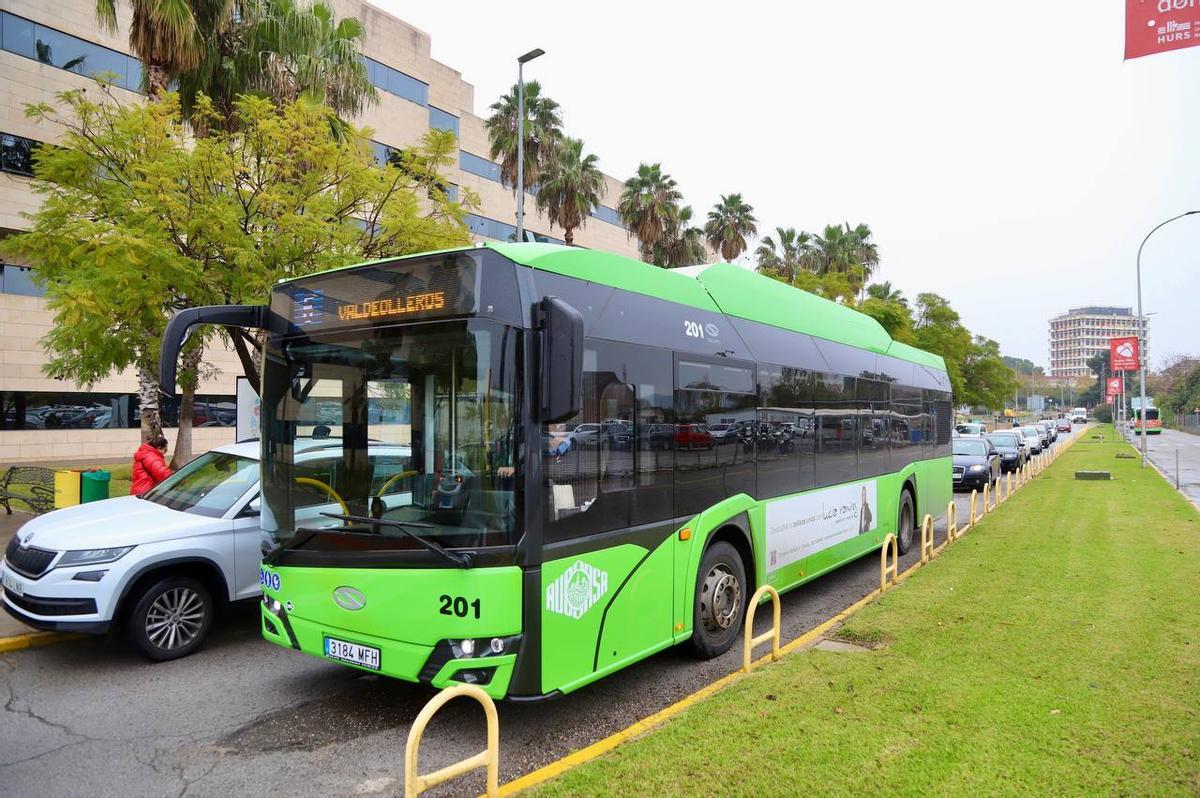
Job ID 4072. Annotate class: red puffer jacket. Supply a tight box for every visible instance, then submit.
[131,443,173,495]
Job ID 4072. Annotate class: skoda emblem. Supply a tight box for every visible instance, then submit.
[332,586,366,611]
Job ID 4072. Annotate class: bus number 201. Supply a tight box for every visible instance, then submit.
[683,320,705,339]
[439,594,481,618]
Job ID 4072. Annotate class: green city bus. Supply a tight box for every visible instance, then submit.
[161,243,952,700]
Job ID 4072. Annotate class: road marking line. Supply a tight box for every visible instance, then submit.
[0,630,79,654]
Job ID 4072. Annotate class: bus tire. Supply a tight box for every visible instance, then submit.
[688,541,747,659]
[896,490,915,555]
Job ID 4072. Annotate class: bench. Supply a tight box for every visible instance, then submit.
[0,466,56,515]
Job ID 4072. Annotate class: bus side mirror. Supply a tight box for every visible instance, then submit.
[538,296,584,423]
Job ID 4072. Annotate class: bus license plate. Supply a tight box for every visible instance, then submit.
[324,636,380,670]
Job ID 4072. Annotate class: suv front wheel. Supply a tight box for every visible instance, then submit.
[127,575,214,661]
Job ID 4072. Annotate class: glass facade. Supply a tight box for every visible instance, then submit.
[428,106,459,137]
[1,391,236,430]
[460,150,503,183]
[590,204,624,227]
[463,213,562,245]
[0,264,43,296]
[1,132,39,177]
[1,12,143,92]
[362,55,428,107]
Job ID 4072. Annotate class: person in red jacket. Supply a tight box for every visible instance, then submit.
[131,435,173,495]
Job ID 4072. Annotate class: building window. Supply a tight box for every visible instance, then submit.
[362,55,428,107]
[589,204,624,227]
[428,106,459,137]
[464,212,515,242]
[460,150,503,183]
[0,391,236,430]
[1,11,143,92]
[0,263,43,296]
[1,132,38,177]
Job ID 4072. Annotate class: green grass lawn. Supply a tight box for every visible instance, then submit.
[2,462,133,508]
[530,427,1200,796]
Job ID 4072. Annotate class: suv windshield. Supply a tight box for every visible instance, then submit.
[142,451,258,517]
[260,319,521,553]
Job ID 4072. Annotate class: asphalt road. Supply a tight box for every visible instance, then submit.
[1136,426,1200,508]
[0,430,1077,798]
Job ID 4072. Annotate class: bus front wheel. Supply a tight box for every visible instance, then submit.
[688,541,746,659]
[896,490,915,555]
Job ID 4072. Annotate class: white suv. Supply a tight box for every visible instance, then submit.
[1,439,411,660]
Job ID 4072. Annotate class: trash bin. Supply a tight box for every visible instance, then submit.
[54,469,81,508]
[81,470,111,503]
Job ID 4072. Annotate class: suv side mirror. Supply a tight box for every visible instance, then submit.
[538,296,584,423]
[240,496,261,517]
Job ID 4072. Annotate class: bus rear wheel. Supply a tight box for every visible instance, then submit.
[896,490,915,555]
[688,541,746,659]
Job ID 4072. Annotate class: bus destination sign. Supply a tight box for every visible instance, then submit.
[279,253,478,330]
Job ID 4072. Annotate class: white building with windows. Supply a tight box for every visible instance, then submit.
[1048,306,1149,378]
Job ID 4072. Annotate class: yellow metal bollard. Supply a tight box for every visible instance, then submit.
[969,489,978,525]
[946,501,958,543]
[982,482,990,515]
[1005,471,1013,501]
[742,584,781,673]
[880,533,899,591]
[920,513,935,563]
[404,684,499,798]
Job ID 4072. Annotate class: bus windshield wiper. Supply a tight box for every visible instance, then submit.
[320,513,474,568]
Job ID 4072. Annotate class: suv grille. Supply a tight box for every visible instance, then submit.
[5,589,96,617]
[4,537,56,579]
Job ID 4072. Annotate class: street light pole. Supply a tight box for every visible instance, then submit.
[515,48,545,243]
[1135,210,1198,466]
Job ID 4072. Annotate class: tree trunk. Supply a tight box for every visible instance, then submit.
[137,366,162,443]
[564,226,574,247]
[170,346,204,469]
[147,61,170,99]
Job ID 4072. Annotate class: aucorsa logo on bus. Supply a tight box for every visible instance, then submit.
[546,560,609,619]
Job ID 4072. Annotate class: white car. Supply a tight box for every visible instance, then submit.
[1,439,411,661]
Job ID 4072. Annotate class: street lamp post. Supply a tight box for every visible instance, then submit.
[1135,211,1198,466]
[515,48,545,243]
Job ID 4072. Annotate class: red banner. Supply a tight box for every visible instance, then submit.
[1107,377,1124,395]
[1110,337,1140,371]
[1126,1,1200,60]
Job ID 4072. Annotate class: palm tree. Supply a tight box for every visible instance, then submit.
[754,226,812,284]
[848,222,879,283]
[536,137,606,246]
[654,206,708,267]
[176,0,374,130]
[617,163,683,263]
[866,281,906,305]
[704,194,758,262]
[485,80,562,194]
[95,0,217,97]
[811,223,858,276]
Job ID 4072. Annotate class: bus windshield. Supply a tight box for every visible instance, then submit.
[259,318,522,554]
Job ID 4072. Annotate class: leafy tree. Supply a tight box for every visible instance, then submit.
[1001,355,1044,377]
[652,205,708,267]
[95,0,215,96]
[754,227,813,284]
[1,87,471,462]
[485,80,562,194]
[703,193,757,262]
[535,137,605,246]
[911,293,973,399]
[177,0,375,132]
[811,222,877,298]
[859,296,914,342]
[617,163,683,263]
[961,336,1019,411]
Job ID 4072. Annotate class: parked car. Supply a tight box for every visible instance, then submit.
[1035,421,1054,447]
[985,431,1027,472]
[952,437,1001,490]
[955,422,987,437]
[1,440,412,661]
[638,423,675,451]
[1056,418,1072,433]
[1018,426,1043,455]
[675,423,714,450]
[708,423,741,445]
[569,423,603,447]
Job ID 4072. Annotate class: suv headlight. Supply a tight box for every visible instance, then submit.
[58,546,134,567]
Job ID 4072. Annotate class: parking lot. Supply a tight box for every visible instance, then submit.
[0,424,1086,798]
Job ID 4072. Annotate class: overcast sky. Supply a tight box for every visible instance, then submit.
[379,0,1198,371]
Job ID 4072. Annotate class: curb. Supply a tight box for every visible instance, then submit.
[0,630,79,654]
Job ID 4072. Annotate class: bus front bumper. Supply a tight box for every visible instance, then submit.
[260,598,519,699]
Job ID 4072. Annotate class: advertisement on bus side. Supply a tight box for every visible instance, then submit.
[765,480,878,571]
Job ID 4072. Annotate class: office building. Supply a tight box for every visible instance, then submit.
[0,0,638,462]
[1048,306,1149,378]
